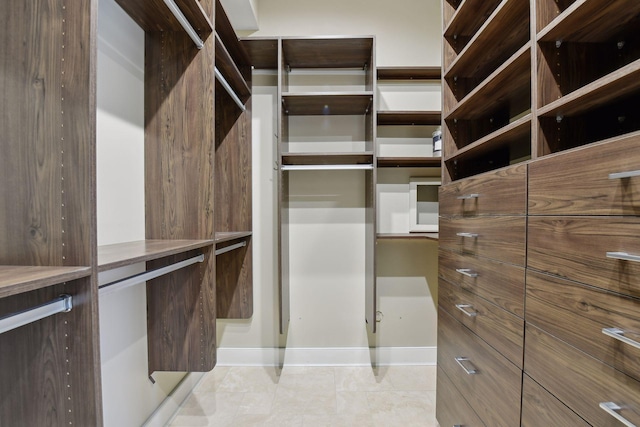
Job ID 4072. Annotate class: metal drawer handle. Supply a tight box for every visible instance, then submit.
[457,193,480,200]
[602,327,640,350]
[455,357,478,375]
[606,252,640,263]
[609,170,640,180]
[456,304,478,317]
[456,268,479,278]
[456,232,479,238]
[599,402,636,427]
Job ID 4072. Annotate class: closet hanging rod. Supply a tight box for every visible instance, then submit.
[281,164,374,171]
[99,254,205,297]
[0,294,72,335]
[215,241,247,256]
[163,0,205,49]
[215,67,247,112]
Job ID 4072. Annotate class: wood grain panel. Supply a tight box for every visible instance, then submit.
[145,29,216,372]
[98,239,214,271]
[435,366,485,427]
[241,37,279,69]
[439,163,527,216]
[439,278,524,367]
[282,37,374,69]
[376,67,441,80]
[525,324,640,426]
[439,249,524,316]
[527,216,640,297]
[529,131,640,215]
[282,93,374,116]
[526,269,640,382]
[0,266,91,299]
[437,308,522,426]
[439,216,526,265]
[521,375,590,427]
[376,111,441,126]
[115,0,213,33]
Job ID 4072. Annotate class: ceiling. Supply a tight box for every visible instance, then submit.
[219,0,259,31]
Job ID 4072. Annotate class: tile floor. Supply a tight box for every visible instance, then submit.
[168,365,438,426]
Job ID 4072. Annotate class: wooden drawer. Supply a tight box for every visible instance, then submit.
[439,163,527,217]
[528,216,640,298]
[529,132,640,215]
[438,308,522,426]
[525,324,640,427]
[526,269,640,382]
[521,375,590,427]
[439,216,526,266]
[436,367,485,427]
[439,249,524,317]
[439,278,524,368]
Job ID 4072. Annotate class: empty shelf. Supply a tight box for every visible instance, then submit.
[377,157,442,168]
[377,67,441,80]
[377,111,441,126]
[0,265,91,299]
[377,233,439,241]
[282,37,374,69]
[282,92,374,115]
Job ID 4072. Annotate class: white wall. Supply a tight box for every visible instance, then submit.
[217,0,442,364]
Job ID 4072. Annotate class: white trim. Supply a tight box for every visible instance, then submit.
[142,372,205,427]
[215,346,437,367]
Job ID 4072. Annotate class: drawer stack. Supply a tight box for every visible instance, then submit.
[524,135,640,426]
[436,164,526,426]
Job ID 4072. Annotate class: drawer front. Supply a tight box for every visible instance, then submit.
[439,216,526,266]
[440,278,524,368]
[521,375,590,427]
[436,367,485,427]
[439,163,527,217]
[526,270,640,382]
[438,308,522,426]
[439,249,525,317]
[528,216,640,298]
[529,132,640,215]
[525,324,640,427]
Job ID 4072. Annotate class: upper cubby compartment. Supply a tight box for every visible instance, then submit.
[281,37,375,93]
[114,0,213,36]
[444,0,530,98]
[443,0,502,58]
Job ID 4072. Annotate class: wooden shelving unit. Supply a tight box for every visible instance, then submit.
[377,111,441,126]
[377,233,439,241]
[377,66,441,80]
[282,152,374,166]
[0,266,92,299]
[97,240,214,272]
[282,93,374,115]
[377,157,442,168]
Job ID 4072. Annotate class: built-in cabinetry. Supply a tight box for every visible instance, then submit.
[0,0,253,423]
[437,0,640,425]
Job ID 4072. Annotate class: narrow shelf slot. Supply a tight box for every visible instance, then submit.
[215,34,251,104]
[377,157,442,168]
[377,111,441,126]
[114,0,213,35]
[377,233,439,241]
[282,37,374,69]
[444,0,502,54]
[282,152,374,166]
[282,93,374,115]
[215,0,251,66]
[376,67,441,80]
[0,266,92,300]
[241,37,279,69]
[0,294,73,335]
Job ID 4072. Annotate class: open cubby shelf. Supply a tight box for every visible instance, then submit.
[282,37,374,69]
[215,34,251,103]
[241,37,279,69]
[377,157,442,168]
[376,67,441,80]
[444,0,502,53]
[282,152,374,166]
[377,111,441,126]
[282,93,374,115]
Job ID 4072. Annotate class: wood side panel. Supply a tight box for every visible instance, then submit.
[435,366,485,427]
[278,40,290,334]
[521,375,590,427]
[526,269,640,382]
[525,324,640,426]
[527,216,640,298]
[145,29,216,372]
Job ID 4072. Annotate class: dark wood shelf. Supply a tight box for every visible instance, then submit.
[445,0,529,81]
[97,239,214,272]
[377,157,442,168]
[215,0,250,66]
[377,233,439,241]
[0,265,92,299]
[446,43,530,119]
[282,92,374,115]
[376,67,441,80]
[114,0,213,34]
[444,0,502,47]
[538,0,640,43]
[282,36,374,69]
[377,111,441,126]
[241,37,279,69]
[537,59,640,118]
[215,231,252,244]
[215,34,251,103]
[282,152,374,166]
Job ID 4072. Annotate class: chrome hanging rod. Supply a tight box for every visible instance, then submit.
[215,67,247,112]
[0,295,72,335]
[215,241,247,256]
[163,0,205,49]
[99,254,205,297]
[281,164,374,171]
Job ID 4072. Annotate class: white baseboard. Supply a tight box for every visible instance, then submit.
[216,346,437,367]
[142,372,205,427]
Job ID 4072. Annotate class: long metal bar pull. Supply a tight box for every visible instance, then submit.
[99,254,205,297]
[215,68,247,112]
[456,232,479,238]
[0,295,72,335]
[455,304,478,317]
[454,357,478,375]
[163,0,205,49]
[599,402,636,427]
[609,170,640,180]
[215,241,247,256]
[457,193,480,200]
[602,327,640,350]
[606,252,640,263]
[456,268,479,278]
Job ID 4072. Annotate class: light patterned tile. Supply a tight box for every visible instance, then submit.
[302,413,376,427]
[272,385,337,415]
[168,391,243,426]
[384,365,437,391]
[217,366,280,393]
[232,412,304,427]
[367,390,436,427]
[193,366,231,393]
[277,367,335,392]
[237,391,276,415]
[334,367,394,392]
[336,391,371,415]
